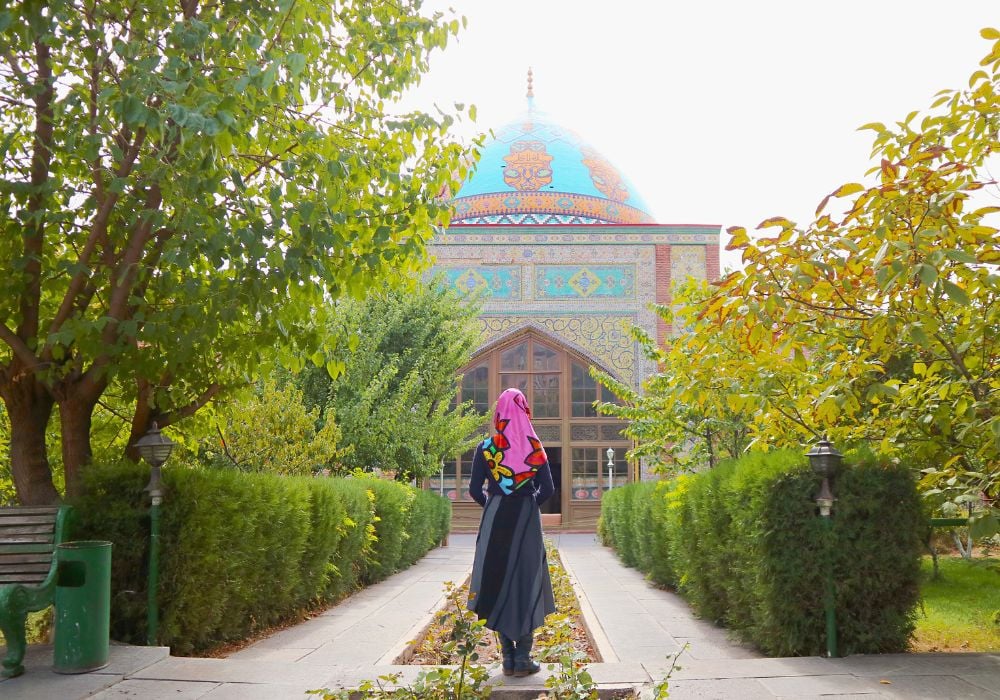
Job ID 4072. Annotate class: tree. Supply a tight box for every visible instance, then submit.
[594,280,753,474]
[0,1,471,503]
[305,280,484,482]
[623,29,1000,528]
[188,375,347,476]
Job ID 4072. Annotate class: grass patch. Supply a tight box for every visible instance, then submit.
[912,556,1000,652]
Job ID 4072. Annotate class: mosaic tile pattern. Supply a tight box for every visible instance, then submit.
[452,192,653,226]
[478,315,637,385]
[439,224,719,246]
[534,265,636,299]
[442,266,521,300]
[671,246,707,284]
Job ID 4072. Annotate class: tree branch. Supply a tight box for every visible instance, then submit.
[0,323,43,374]
[18,33,55,343]
[158,383,224,428]
[45,128,147,345]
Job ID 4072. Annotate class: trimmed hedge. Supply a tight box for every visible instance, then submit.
[599,449,923,656]
[70,461,450,655]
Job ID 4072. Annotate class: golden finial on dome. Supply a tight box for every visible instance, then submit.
[526,67,534,99]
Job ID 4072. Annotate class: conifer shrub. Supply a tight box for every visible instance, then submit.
[363,478,414,582]
[71,461,449,654]
[599,449,922,655]
[399,488,451,568]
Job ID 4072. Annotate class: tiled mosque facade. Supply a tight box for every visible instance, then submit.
[435,227,720,387]
[429,82,719,529]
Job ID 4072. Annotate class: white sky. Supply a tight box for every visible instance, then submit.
[402,0,999,269]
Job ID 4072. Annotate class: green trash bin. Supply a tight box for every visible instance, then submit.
[53,540,112,674]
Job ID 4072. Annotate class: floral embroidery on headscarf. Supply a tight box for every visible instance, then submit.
[481,388,547,494]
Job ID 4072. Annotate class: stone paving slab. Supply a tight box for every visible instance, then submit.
[0,642,170,699]
[757,673,889,697]
[130,656,334,686]
[90,678,221,699]
[872,673,1000,699]
[200,683,317,700]
[0,669,123,699]
[667,677,776,699]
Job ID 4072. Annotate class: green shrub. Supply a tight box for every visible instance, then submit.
[363,479,414,582]
[71,461,449,654]
[600,450,923,656]
[400,488,451,567]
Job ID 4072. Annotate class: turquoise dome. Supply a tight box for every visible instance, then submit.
[451,106,654,225]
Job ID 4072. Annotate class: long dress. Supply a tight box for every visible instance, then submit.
[467,442,556,640]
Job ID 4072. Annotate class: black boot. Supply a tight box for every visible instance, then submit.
[512,632,541,677]
[499,634,516,676]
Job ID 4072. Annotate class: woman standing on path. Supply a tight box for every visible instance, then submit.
[467,387,556,677]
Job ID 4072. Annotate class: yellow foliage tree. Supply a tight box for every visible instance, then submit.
[605,29,1000,531]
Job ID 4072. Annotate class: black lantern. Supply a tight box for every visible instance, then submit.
[135,422,174,468]
[807,436,842,518]
[806,436,842,480]
[135,422,174,503]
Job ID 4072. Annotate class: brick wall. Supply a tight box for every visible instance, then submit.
[706,242,721,282]
[655,244,671,344]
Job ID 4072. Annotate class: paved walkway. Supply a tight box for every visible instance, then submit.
[2,533,999,698]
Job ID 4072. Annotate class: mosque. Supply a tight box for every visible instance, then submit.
[430,73,719,530]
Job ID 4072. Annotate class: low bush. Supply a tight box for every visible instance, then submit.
[71,461,449,655]
[600,449,923,656]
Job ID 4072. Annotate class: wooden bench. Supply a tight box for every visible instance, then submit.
[0,505,72,678]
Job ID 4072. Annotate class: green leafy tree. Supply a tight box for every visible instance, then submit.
[187,375,348,476]
[595,280,754,474]
[0,1,471,503]
[306,280,484,482]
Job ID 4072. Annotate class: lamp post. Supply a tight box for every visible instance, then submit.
[134,422,174,646]
[806,435,842,658]
[606,447,615,492]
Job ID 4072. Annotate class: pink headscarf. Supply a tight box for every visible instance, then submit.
[481,388,548,495]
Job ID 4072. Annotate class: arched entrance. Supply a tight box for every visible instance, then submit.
[435,330,632,531]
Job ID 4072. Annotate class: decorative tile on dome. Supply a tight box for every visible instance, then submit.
[443,266,521,300]
[503,141,553,191]
[581,148,629,203]
[450,192,654,225]
[535,265,636,299]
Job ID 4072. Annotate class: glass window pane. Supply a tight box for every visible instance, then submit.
[500,342,528,371]
[571,447,600,500]
[571,447,628,498]
[498,373,529,395]
[601,386,624,406]
[437,458,459,501]
[461,448,479,502]
[462,363,490,414]
[571,363,598,417]
[532,343,559,371]
[597,449,629,490]
[533,373,560,418]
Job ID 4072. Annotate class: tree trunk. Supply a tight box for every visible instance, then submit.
[123,386,157,463]
[0,373,59,505]
[59,397,95,499]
